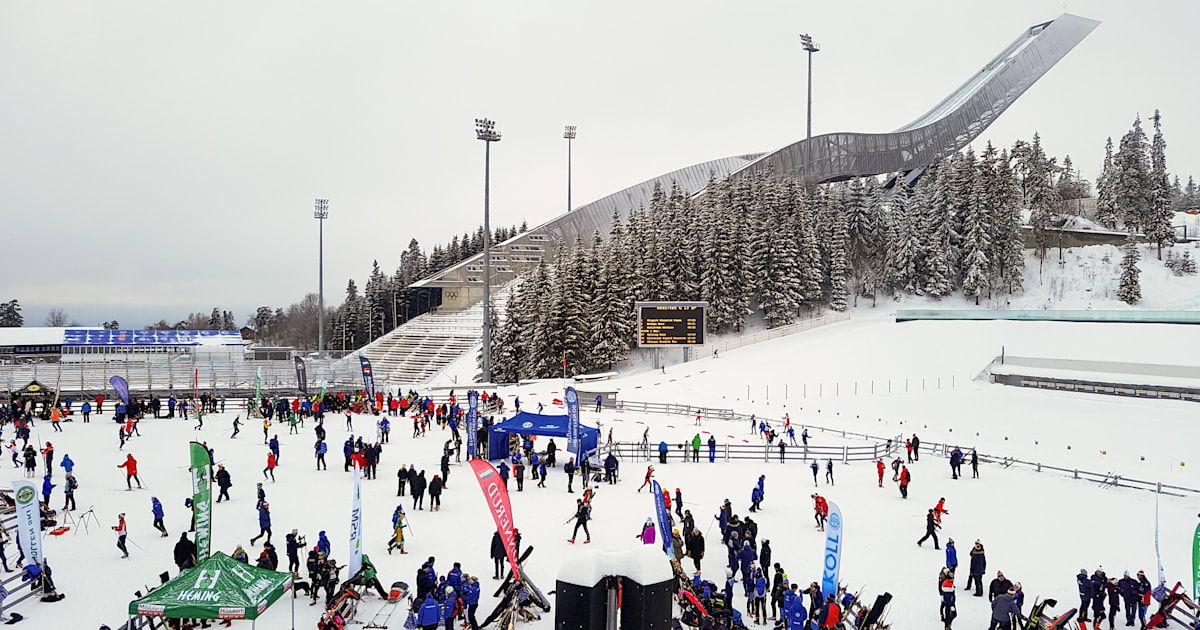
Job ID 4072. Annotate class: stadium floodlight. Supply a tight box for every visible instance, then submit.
[476,118,501,383]
[799,33,821,159]
[475,118,502,142]
[564,125,577,214]
[314,199,329,357]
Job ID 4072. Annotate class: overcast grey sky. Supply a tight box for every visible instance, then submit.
[2,0,1197,328]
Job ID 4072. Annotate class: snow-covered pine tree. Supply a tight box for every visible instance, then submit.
[490,289,520,383]
[699,176,735,332]
[523,258,555,377]
[208,308,221,330]
[961,153,993,305]
[886,174,924,295]
[365,260,388,341]
[1181,250,1197,275]
[590,228,633,369]
[845,178,878,304]
[922,161,955,297]
[1114,116,1152,234]
[949,149,977,282]
[1013,135,1060,264]
[1146,110,1174,259]
[991,149,1025,294]
[828,203,849,311]
[559,237,590,375]
[1117,237,1142,305]
[1095,138,1120,229]
[796,186,824,309]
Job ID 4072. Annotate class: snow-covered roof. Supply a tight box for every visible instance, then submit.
[0,327,246,348]
[0,327,85,347]
[555,544,674,587]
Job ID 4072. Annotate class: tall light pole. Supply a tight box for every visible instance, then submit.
[475,118,501,383]
[799,33,820,143]
[314,198,329,357]
[563,125,577,213]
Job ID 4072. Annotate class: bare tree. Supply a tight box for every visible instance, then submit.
[44,308,80,327]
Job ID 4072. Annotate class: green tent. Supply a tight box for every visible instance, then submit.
[128,552,293,622]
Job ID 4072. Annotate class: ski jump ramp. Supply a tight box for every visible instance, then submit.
[415,14,1100,310]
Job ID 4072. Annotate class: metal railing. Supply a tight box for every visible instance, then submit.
[597,438,901,465]
[611,398,1200,496]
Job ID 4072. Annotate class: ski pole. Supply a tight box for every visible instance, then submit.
[126,536,144,551]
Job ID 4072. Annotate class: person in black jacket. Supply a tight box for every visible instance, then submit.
[917,509,941,549]
[1117,571,1139,627]
[563,458,576,493]
[397,466,409,496]
[173,532,196,571]
[490,532,505,579]
[215,465,232,503]
[1077,569,1094,622]
[966,541,986,596]
[429,475,443,512]
[411,470,427,510]
[988,571,1012,602]
[685,529,705,572]
[286,529,305,574]
[759,540,772,575]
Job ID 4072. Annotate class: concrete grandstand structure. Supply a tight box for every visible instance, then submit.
[412,13,1099,312]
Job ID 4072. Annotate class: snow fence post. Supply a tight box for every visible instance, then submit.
[842,445,848,464]
[724,444,729,462]
[1074,469,1079,480]
[1157,482,1162,494]
[764,444,769,462]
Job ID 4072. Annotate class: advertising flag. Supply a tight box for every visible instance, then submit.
[294,357,308,396]
[1193,523,1200,600]
[467,390,479,458]
[11,480,43,567]
[469,459,521,578]
[255,367,263,409]
[565,386,580,461]
[349,460,364,576]
[109,376,130,406]
[360,357,375,400]
[651,480,675,559]
[189,442,213,561]
[822,501,844,597]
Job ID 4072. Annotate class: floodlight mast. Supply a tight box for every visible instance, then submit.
[475,118,501,383]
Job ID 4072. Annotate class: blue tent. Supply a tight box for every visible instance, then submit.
[488,411,599,462]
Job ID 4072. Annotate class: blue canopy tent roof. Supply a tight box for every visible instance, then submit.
[488,412,599,462]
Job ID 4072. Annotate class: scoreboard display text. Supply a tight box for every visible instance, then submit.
[636,302,707,347]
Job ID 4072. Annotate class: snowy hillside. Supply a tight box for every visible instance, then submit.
[868,242,1200,312]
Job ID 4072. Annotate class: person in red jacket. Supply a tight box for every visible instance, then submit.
[118,454,142,490]
[899,466,911,499]
[96,394,105,415]
[812,494,828,531]
[933,497,950,524]
[819,594,840,628]
[264,451,277,482]
[876,459,885,487]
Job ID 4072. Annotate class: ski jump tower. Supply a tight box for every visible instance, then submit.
[411,14,1100,312]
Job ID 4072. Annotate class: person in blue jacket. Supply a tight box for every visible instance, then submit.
[945,538,958,575]
[81,401,92,422]
[657,441,669,464]
[315,440,327,470]
[708,435,717,463]
[752,569,768,624]
[723,569,735,609]
[250,502,272,545]
[167,396,177,418]
[441,586,460,630]
[785,583,808,628]
[317,530,331,556]
[749,486,763,512]
[151,496,167,536]
[60,454,74,474]
[463,575,481,630]
[41,474,54,509]
[529,452,540,480]
[447,562,463,595]
[417,593,442,630]
[737,541,757,579]
[269,435,280,464]
[498,461,510,489]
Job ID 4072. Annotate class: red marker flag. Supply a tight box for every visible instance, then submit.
[469,459,521,578]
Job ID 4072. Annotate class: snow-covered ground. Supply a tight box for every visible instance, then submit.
[12,397,1200,630]
[13,242,1200,629]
